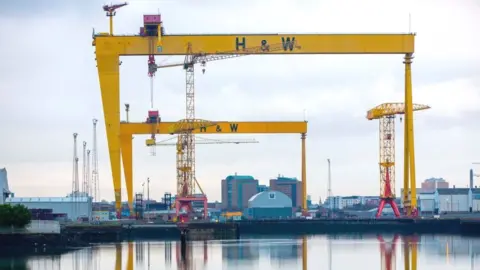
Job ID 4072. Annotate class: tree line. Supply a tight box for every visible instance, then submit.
[0,204,31,228]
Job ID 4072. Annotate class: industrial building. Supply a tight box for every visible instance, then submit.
[418,190,436,214]
[6,196,93,221]
[435,188,470,213]
[269,176,302,209]
[221,174,259,211]
[0,168,11,204]
[421,177,449,192]
[245,191,292,219]
[472,188,480,211]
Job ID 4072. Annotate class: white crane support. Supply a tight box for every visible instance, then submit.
[155,136,259,146]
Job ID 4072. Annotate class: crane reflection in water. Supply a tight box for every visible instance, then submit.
[16,234,480,270]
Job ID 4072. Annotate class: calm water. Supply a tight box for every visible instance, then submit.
[1,234,479,270]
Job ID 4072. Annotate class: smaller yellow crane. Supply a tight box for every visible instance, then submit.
[367,102,430,218]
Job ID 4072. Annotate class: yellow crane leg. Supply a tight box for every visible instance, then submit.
[405,53,417,213]
[302,236,308,270]
[403,109,410,215]
[127,242,134,270]
[404,53,417,215]
[96,54,122,216]
[301,133,307,212]
[121,135,134,216]
[115,243,122,270]
[403,240,410,270]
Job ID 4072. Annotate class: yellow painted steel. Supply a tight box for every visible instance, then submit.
[118,121,307,213]
[120,121,308,135]
[301,133,307,212]
[367,103,430,120]
[127,242,133,270]
[404,54,417,216]
[115,243,122,270]
[120,135,134,215]
[94,15,416,215]
[94,34,414,55]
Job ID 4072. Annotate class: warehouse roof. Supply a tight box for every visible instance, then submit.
[225,175,255,181]
[248,191,292,208]
[471,188,480,194]
[7,196,90,203]
[436,188,469,195]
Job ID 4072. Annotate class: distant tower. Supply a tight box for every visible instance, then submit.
[72,133,80,196]
[470,169,474,189]
[72,133,80,219]
[92,119,99,202]
[82,141,87,194]
[87,150,91,196]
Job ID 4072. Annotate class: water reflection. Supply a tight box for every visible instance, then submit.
[0,235,479,269]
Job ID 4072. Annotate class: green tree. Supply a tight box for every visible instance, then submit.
[0,204,31,228]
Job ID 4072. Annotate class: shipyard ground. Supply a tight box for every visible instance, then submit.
[1,218,479,251]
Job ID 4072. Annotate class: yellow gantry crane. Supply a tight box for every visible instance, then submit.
[367,102,430,217]
[93,3,414,216]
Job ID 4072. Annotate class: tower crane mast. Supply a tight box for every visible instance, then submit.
[367,102,430,218]
[148,40,299,222]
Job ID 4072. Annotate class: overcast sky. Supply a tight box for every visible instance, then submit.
[1,0,479,203]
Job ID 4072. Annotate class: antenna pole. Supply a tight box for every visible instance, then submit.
[92,119,99,202]
[327,158,332,215]
[408,13,412,33]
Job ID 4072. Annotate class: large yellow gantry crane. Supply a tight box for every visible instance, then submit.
[367,103,430,217]
[93,5,415,217]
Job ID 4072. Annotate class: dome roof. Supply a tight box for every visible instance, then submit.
[248,191,292,208]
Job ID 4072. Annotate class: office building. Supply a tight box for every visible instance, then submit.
[221,174,259,211]
[269,176,302,209]
[258,185,268,193]
[421,177,449,192]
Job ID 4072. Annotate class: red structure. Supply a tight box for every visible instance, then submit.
[376,166,401,218]
[175,195,208,223]
[378,234,400,270]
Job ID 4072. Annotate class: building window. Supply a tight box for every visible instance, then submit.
[269,192,276,199]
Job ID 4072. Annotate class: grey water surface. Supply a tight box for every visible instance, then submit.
[1,234,479,270]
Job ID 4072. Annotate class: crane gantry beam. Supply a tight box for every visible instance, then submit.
[94,7,416,216]
[119,120,307,214]
[367,102,430,217]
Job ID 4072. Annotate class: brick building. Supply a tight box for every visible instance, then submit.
[269,176,302,209]
[221,174,259,211]
[421,178,449,192]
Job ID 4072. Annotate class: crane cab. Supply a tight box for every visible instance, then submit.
[146,110,161,123]
[145,138,156,146]
[140,15,164,52]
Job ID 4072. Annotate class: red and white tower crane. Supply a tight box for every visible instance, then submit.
[367,103,430,218]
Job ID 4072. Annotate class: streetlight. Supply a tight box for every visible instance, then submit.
[327,158,332,217]
[146,178,150,222]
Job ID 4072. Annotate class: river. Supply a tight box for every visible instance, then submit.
[0,234,478,269]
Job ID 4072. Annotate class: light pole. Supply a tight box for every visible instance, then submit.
[327,158,332,217]
[146,178,150,221]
